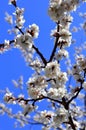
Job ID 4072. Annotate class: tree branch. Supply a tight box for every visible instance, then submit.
[15,26,47,65]
[15,26,24,35]
[0,40,14,48]
[68,113,76,130]
[15,95,62,106]
[48,21,60,62]
[32,45,47,66]
[67,85,83,105]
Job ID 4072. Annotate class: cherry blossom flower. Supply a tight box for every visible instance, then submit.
[5,12,13,24]
[53,107,68,127]
[55,49,69,60]
[28,24,39,38]
[15,33,33,51]
[45,61,60,78]
[22,104,35,116]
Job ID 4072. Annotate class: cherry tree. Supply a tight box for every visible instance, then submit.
[0,0,86,130]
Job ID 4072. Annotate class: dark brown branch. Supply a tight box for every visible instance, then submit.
[11,0,17,7]
[48,21,60,62]
[32,95,62,105]
[15,95,62,106]
[67,85,83,105]
[43,96,62,104]
[68,114,76,130]
[15,26,24,35]
[48,36,59,62]
[0,40,14,48]
[62,97,69,110]
[32,45,47,66]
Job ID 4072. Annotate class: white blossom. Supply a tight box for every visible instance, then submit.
[30,57,43,73]
[4,40,10,46]
[27,75,47,98]
[15,33,33,51]
[72,64,82,81]
[52,107,68,127]
[45,61,60,78]
[48,0,79,22]
[60,29,71,39]
[34,110,54,125]
[82,81,86,90]
[28,24,39,38]
[27,75,47,89]
[48,6,65,22]
[16,15,25,28]
[60,14,73,29]
[55,72,68,86]
[49,0,62,8]
[47,87,67,99]
[12,76,23,89]
[22,104,35,116]
[42,126,51,130]
[5,12,13,24]
[58,29,72,48]
[12,80,19,87]
[76,55,86,70]
[55,49,69,60]
[4,91,16,104]
[13,7,25,28]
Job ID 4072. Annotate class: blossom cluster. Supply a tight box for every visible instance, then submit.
[48,0,79,22]
[72,54,86,81]
[27,75,47,99]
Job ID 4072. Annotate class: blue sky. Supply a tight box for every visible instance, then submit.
[0,0,86,130]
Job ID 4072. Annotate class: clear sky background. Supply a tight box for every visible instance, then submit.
[0,0,86,130]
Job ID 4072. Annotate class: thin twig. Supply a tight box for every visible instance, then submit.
[0,40,14,48]
[15,26,24,35]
